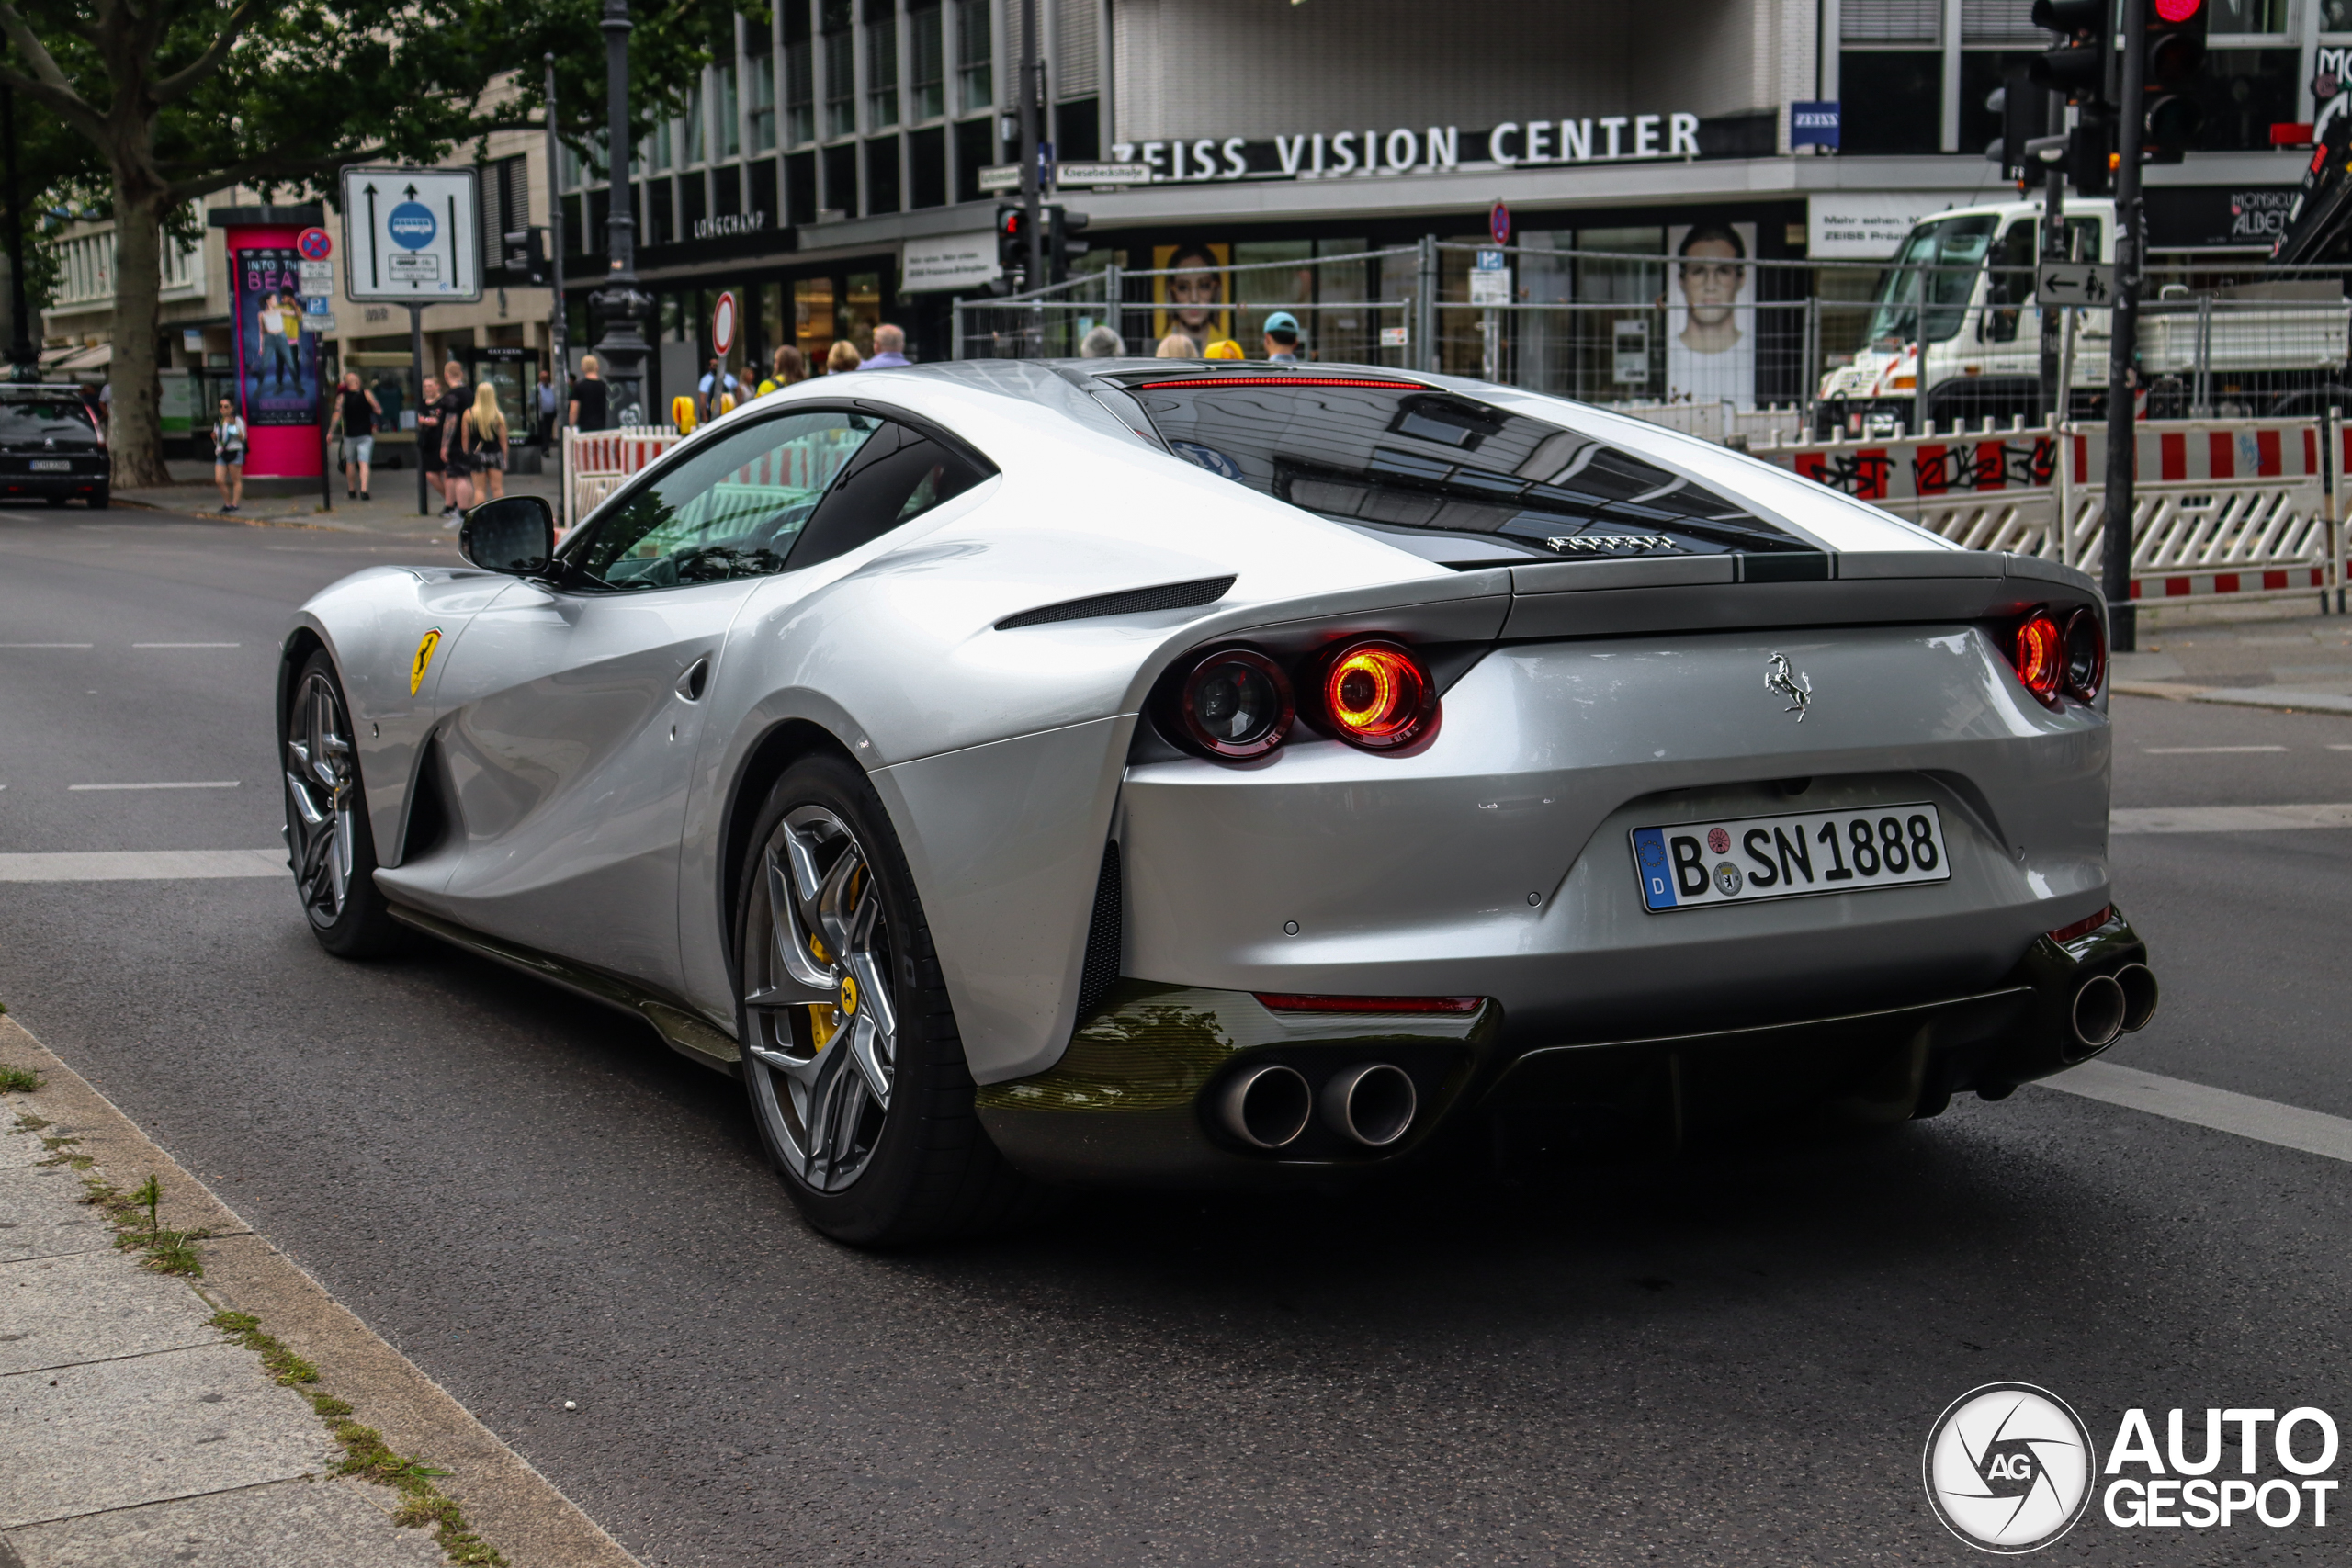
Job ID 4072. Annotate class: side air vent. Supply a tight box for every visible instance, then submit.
[996,574,1237,630]
[1073,841,1123,1022]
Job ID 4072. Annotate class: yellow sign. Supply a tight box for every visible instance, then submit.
[409,627,442,696]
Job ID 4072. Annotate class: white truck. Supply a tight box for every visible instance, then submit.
[1815,197,2352,436]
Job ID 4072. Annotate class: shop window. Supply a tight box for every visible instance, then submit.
[955,0,991,113]
[796,276,836,364]
[1839,51,1942,155]
[910,0,945,120]
[1056,97,1099,164]
[865,2,899,129]
[954,118,993,204]
[786,150,817,226]
[865,136,902,215]
[749,160,777,227]
[844,270,882,356]
[822,142,858,216]
[2196,49,2299,151]
[823,0,855,139]
[759,283,786,367]
[716,164,741,218]
[1958,51,2041,161]
[910,126,947,209]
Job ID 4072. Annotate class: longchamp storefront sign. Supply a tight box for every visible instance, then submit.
[1093,111,1703,186]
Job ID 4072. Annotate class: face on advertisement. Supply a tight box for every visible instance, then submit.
[1168,246,1222,344]
[1677,226,1746,355]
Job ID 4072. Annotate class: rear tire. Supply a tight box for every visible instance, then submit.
[281,650,402,957]
[733,751,1040,1247]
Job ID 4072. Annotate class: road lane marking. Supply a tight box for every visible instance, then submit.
[67,781,241,792]
[2040,1061,2352,1165]
[2143,745,2288,754]
[2111,803,2352,832]
[0,850,286,882]
[0,643,92,649]
[2331,745,2352,751]
[131,642,240,649]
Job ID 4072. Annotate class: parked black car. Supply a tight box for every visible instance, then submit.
[0,387,108,508]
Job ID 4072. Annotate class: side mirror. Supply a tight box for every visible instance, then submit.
[458,496,555,575]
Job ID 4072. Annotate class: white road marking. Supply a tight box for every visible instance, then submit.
[0,642,92,649]
[2143,745,2288,754]
[67,781,241,792]
[2331,745,2352,751]
[2040,1061,2352,1166]
[2111,803,2352,833]
[131,642,240,649]
[0,849,286,882]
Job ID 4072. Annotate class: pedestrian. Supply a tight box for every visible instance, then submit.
[534,367,559,450]
[209,396,245,513]
[1155,333,1199,359]
[698,356,740,419]
[1261,310,1304,362]
[417,375,447,512]
[437,360,474,522]
[864,324,910,367]
[755,344,806,396]
[1080,324,1125,357]
[569,354,608,433]
[826,339,862,375]
[332,369,381,500]
[462,380,509,502]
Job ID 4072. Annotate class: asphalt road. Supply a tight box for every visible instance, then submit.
[5,506,2351,1565]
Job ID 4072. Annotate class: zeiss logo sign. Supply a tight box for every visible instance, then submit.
[387,202,437,250]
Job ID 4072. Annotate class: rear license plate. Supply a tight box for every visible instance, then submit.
[28,459,69,472]
[1632,803,1951,912]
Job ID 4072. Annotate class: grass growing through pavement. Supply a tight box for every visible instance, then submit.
[0,1066,39,1092]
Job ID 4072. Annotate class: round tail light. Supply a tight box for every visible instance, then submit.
[2062,606,2106,701]
[1176,648,1293,760]
[2011,610,2064,708]
[1318,637,1437,750]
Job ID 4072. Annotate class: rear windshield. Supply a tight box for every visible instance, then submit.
[1116,375,1808,561]
[0,399,94,439]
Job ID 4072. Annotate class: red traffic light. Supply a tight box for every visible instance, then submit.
[2154,0,2200,20]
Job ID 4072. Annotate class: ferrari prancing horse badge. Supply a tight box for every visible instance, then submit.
[410,627,443,696]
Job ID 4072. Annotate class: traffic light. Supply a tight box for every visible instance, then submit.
[2068,116,2114,197]
[503,228,547,285]
[995,204,1029,292]
[2029,0,2113,105]
[1990,67,2052,186]
[2141,0,2208,162]
[1046,206,1090,283]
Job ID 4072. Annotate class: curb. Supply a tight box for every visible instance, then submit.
[0,1015,642,1568]
[2112,680,2352,716]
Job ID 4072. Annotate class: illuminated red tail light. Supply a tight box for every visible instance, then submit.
[2061,606,2106,701]
[1317,637,1438,750]
[2009,610,2064,707]
[1174,647,1294,760]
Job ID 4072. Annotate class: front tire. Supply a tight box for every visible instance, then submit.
[734,751,1036,1247]
[281,651,401,957]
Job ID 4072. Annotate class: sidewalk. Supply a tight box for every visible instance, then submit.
[2112,609,2352,715]
[112,460,561,541]
[0,1017,638,1568]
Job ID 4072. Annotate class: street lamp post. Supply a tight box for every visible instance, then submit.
[589,0,652,427]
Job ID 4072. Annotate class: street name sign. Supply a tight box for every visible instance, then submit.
[340,166,482,303]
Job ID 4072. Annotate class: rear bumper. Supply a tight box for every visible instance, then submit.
[0,469,107,500]
[977,913,2151,1185]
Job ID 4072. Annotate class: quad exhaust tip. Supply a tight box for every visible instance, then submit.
[1321,1062,1418,1147]
[2067,973,2128,1058]
[1219,1064,1313,1149]
[2114,963,2159,1034]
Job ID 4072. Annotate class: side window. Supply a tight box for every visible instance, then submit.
[786,422,993,570]
[1982,221,2037,343]
[565,410,881,592]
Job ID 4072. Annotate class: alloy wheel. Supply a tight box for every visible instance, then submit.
[743,805,899,1191]
[283,670,357,926]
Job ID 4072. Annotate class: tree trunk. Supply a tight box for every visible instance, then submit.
[105,181,169,488]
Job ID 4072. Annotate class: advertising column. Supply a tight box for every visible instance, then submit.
[220,222,325,478]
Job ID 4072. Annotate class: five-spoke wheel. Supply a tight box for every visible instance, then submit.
[280,650,400,956]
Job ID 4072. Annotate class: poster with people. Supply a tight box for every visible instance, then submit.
[234,246,320,425]
[1153,242,1233,353]
[1665,221,1755,410]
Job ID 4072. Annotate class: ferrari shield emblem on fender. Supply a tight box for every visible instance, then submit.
[1765,651,1812,721]
[409,628,442,696]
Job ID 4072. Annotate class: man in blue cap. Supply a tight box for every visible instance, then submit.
[1261,310,1304,363]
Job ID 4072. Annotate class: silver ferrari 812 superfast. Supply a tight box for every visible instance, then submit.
[277,361,2154,1244]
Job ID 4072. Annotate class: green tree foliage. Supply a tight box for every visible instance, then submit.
[0,0,739,484]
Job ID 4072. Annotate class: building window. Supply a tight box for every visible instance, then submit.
[1839,50,1943,153]
[1957,51,2039,159]
[482,153,532,255]
[910,124,946,208]
[749,57,777,152]
[786,3,815,145]
[2197,49,2300,150]
[866,134,902,213]
[910,0,945,121]
[1055,96,1098,163]
[649,118,672,172]
[955,0,990,113]
[822,141,858,215]
[718,62,741,159]
[685,79,707,164]
[824,0,855,139]
[865,2,899,129]
[749,160,777,227]
[2211,0,2290,30]
[1842,0,1939,42]
[648,181,674,246]
[716,164,741,217]
[786,149,818,225]
[953,116,993,203]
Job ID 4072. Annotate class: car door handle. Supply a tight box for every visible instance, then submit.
[676,657,710,702]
